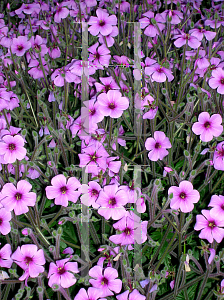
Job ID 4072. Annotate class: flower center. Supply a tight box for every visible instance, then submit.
[179,192,186,199]
[0,218,2,225]
[208,221,216,228]
[89,108,96,115]
[57,267,66,275]
[94,52,100,60]
[24,256,33,265]
[99,20,106,26]
[60,186,67,194]
[91,189,99,197]
[90,153,97,162]
[108,197,116,206]
[101,277,108,285]
[109,102,116,109]
[221,204,224,210]
[204,121,210,128]
[105,85,111,92]
[123,227,132,235]
[15,193,22,200]
[155,142,161,149]
[17,45,24,51]
[8,143,16,151]
[221,78,224,85]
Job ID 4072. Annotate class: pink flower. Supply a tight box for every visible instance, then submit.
[54,4,69,23]
[0,208,11,235]
[192,112,223,142]
[139,11,165,37]
[15,3,41,15]
[168,181,200,213]
[109,211,148,245]
[174,32,201,49]
[142,94,158,119]
[189,27,216,41]
[89,265,122,297]
[96,184,128,220]
[79,142,109,174]
[208,195,224,221]
[209,68,224,94]
[46,174,81,207]
[145,131,172,161]
[74,287,105,300]
[0,134,26,164]
[161,10,183,24]
[1,180,36,216]
[0,244,13,268]
[213,141,224,171]
[95,76,119,93]
[80,181,101,209]
[116,289,146,300]
[88,42,111,70]
[11,245,45,283]
[88,8,117,36]
[48,258,79,288]
[11,36,31,56]
[145,63,174,82]
[208,248,215,264]
[194,210,224,243]
[97,90,129,118]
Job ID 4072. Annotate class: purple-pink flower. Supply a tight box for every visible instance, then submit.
[145,131,172,161]
[0,244,13,268]
[1,180,36,215]
[96,184,128,220]
[174,32,201,49]
[74,287,105,300]
[213,141,224,171]
[168,181,200,213]
[208,195,224,221]
[192,112,223,142]
[194,210,224,243]
[89,265,122,297]
[88,8,117,36]
[0,134,26,164]
[48,258,79,288]
[97,90,129,118]
[46,174,81,207]
[116,289,146,300]
[0,208,11,235]
[145,63,174,82]
[11,244,45,283]
[11,36,31,56]
[209,68,224,94]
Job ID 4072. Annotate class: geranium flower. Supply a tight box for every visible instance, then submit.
[96,183,128,220]
[95,76,119,93]
[145,131,172,161]
[48,258,79,288]
[74,287,105,300]
[192,112,223,142]
[0,208,11,235]
[139,11,165,37]
[0,134,26,164]
[1,180,36,215]
[46,174,81,207]
[213,141,224,171]
[88,42,111,70]
[145,63,174,82]
[15,3,41,15]
[189,27,216,41]
[88,8,117,36]
[80,181,101,208]
[208,195,224,221]
[209,68,224,94]
[168,181,200,213]
[0,244,13,268]
[174,32,201,48]
[89,265,122,297]
[54,3,69,23]
[97,90,129,118]
[194,210,224,243]
[11,36,31,56]
[116,289,146,300]
[11,245,45,284]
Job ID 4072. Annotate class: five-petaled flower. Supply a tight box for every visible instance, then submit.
[145,131,172,161]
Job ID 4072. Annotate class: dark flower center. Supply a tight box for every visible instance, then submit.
[34,44,40,50]
[90,153,97,162]
[17,45,24,51]
[109,102,116,109]
[105,85,111,92]
[99,20,106,26]
[208,221,216,228]
[101,277,108,285]
[8,143,16,151]
[221,204,224,210]
[123,227,132,235]
[15,193,22,200]
[94,52,100,60]
[204,121,210,128]
[108,197,116,206]
[91,189,99,197]
[60,186,67,195]
[220,78,224,85]
[179,192,186,199]
[155,142,161,149]
[57,266,66,275]
[24,256,33,265]
[0,218,2,225]
[89,108,96,115]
